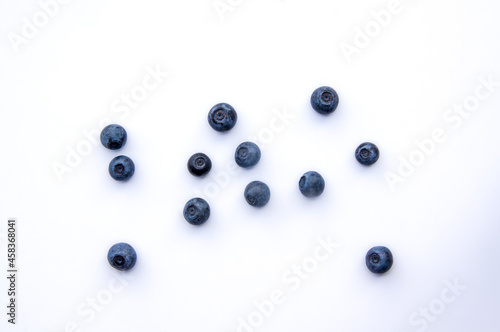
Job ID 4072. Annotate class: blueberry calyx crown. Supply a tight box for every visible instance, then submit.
[187,205,198,217]
[114,164,125,175]
[113,255,125,266]
[213,109,226,122]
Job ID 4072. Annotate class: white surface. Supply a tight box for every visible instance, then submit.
[1,0,500,331]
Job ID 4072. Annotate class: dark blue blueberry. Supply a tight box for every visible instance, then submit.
[244,181,271,207]
[310,86,339,115]
[366,246,393,274]
[208,103,237,132]
[355,142,380,166]
[299,171,325,198]
[100,124,127,150]
[107,242,137,271]
[235,142,261,168]
[108,155,135,181]
[183,198,210,225]
[187,153,212,177]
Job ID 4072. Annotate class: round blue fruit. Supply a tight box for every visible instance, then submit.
[355,142,380,166]
[100,124,127,150]
[244,181,271,207]
[235,142,261,168]
[187,153,212,177]
[183,198,210,225]
[299,171,325,198]
[310,86,339,115]
[109,155,135,181]
[208,103,237,132]
[366,246,393,274]
[107,242,137,271]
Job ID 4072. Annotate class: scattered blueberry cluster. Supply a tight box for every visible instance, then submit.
[184,103,268,227]
[100,124,135,181]
[99,124,138,271]
[102,86,391,275]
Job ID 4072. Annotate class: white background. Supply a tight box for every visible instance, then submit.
[1,0,500,331]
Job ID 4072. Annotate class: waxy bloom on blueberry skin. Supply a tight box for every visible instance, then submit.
[208,103,237,132]
[366,246,393,274]
[109,155,135,181]
[235,142,261,168]
[100,124,127,150]
[355,142,380,166]
[108,242,137,271]
[244,181,271,207]
[310,86,339,115]
[299,171,325,198]
[183,198,211,226]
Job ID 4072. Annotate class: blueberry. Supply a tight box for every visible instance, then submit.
[187,153,212,177]
[208,103,237,132]
[100,124,127,150]
[310,86,339,115]
[355,142,380,166]
[366,246,393,274]
[244,181,271,207]
[108,155,135,181]
[299,171,325,198]
[107,242,137,271]
[235,142,261,168]
[183,198,210,225]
